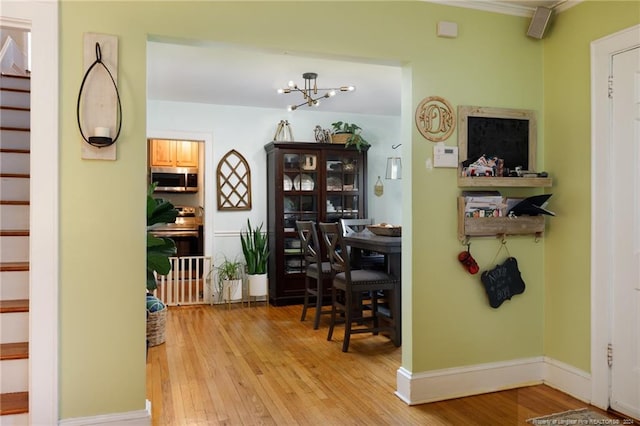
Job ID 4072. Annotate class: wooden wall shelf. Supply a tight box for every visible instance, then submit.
[458,176,552,188]
[457,197,545,242]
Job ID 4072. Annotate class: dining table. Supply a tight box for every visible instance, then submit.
[343,230,402,346]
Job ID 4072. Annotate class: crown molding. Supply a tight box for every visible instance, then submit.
[425,1,581,17]
[553,0,581,13]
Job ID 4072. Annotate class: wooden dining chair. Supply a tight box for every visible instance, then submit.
[318,222,400,352]
[296,220,333,329]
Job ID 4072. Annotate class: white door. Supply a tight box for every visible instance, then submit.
[610,45,640,419]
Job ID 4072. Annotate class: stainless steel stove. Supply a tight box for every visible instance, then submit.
[150,205,203,259]
[150,205,198,238]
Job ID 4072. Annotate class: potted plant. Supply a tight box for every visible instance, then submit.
[147,183,178,291]
[330,121,371,152]
[240,219,270,300]
[146,183,178,347]
[211,256,244,303]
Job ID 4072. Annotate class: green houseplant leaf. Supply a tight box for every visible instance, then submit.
[240,219,270,275]
[330,121,370,152]
[209,256,244,303]
[147,183,178,291]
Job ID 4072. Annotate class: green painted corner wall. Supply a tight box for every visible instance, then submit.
[57,0,636,419]
[542,1,640,372]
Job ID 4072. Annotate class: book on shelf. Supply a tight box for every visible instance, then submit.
[465,208,502,218]
[462,190,505,217]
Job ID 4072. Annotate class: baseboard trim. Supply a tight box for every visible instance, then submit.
[59,400,151,426]
[396,357,590,405]
[542,356,592,403]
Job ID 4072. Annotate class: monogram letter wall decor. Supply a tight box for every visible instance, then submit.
[415,96,455,142]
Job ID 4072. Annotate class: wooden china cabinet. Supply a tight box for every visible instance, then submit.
[264,141,369,306]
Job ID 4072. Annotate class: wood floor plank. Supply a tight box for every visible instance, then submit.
[146,305,624,425]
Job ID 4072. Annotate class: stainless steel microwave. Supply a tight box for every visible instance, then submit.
[150,167,198,193]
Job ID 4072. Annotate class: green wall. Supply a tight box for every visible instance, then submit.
[57,0,632,419]
[543,1,640,371]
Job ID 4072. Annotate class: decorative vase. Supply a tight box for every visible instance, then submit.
[248,273,268,297]
[222,279,243,302]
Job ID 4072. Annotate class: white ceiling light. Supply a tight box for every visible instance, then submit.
[278,72,355,111]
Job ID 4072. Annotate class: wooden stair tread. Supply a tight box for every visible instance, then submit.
[0,299,29,313]
[0,149,30,154]
[0,87,30,94]
[0,173,29,178]
[0,262,29,272]
[0,392,28,415]
[0,201,30,206]
[0,230,29,237]
[0,106,29,112]
[0,342,28,360]
[1,73,30,79]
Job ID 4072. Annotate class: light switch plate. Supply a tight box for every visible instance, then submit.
[433,143,458,168]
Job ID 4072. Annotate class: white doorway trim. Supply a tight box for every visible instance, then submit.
[590,24,640,411]
[2,1,60,424]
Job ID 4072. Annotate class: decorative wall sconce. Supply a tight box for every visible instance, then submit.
[374,176,384,196]
[277,72,355,111]
[76,39,121,151]
[385,144,402,180]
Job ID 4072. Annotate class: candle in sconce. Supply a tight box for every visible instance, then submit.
[94,127,110,138]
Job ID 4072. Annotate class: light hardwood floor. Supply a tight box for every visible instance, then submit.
[146,304,617,425]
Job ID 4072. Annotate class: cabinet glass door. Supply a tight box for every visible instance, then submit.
[282,152,318,274]
[325,153,360,221]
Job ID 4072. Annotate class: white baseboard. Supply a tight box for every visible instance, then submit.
[542,356,592,403]
[59,400,151,426]
[396,357,590,406]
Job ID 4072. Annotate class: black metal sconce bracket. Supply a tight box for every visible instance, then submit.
[76,42,122,148]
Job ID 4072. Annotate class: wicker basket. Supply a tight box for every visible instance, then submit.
[146,306,167,347]
[330,133,350,144]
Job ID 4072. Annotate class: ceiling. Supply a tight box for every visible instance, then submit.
[147,41,403,116]
[146,0,573,116]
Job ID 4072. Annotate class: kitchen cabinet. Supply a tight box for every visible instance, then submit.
[264,141,368,306]
[149,139,199,168]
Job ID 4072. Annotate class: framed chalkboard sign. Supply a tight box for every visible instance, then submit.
[458,106,537,171]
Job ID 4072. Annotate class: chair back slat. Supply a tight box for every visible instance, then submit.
[296,220,322,268]
[296,220,333,329]
[318,222,350,278]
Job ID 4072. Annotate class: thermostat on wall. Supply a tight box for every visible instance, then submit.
[433,143,458,168]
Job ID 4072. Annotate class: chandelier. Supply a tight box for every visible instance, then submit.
[277,72,355,111]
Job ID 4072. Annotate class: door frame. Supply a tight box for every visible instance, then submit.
[590,24,640,411]
[2,2,59,424]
